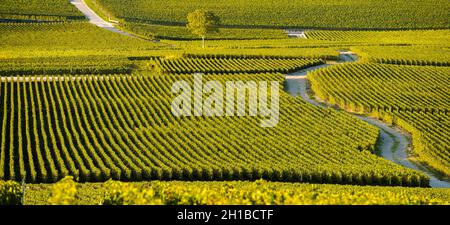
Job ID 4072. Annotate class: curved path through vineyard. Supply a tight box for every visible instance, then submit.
[70,0,132,36]
[285,51,450,188]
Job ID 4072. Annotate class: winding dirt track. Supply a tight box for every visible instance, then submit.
[285,52,450,188]
[70,0,132,36]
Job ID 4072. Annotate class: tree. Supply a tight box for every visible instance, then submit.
[186,10,220,48]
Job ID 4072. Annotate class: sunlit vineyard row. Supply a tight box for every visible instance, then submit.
[0,56,133,76]
[0,72,427,186]
[370,58,450,67]
[308,63,450,177]
[0,0,84,21]
[179,49,339,61]
[306,30,450,44]
[354,46,450,66]
[19,178,450,205]
[309,63,450,111]
[122,22,287,40]
[0,0,448,208]
[90,0,450,29]
[0,22,164,54]
[152,58,323,74]
[375,111,450,177]
[0,22,346,60]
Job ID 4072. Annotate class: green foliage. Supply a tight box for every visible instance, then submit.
[305,30,450,66]
[309,63,450,110]
[377,112,450,178]
[0,22,166,54]
[94,0,450,29]
[104,180,449,205]
[103,180,162,205]
[306,30,450,45]
[0,0,84,21]
[0,180,22,205]
[186,10,220,38]
[0,0,447,206]
[122,22,286,40]
[186,10,220,48]
[0,56,133,76]
[356,46,450,66]
[181,48,339,60]
[153,57,323,74]
[309,63,450,177]
[47,176,78,205]
[0,71,427,186]
[22,180,450,205]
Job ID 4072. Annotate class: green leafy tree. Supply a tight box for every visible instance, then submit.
[186,10,220,48]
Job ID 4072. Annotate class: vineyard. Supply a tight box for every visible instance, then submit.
[304,30,450,66]
[0,0,449,206]
[0,22,165,57]
[0,71,428,186]
[19,178,450,205]
[0,56,133,76]
[153,57,323,74]
[308,63,450,177]
[122,22,287,40]
[355,46,450,67]
[89,0,450,29]
[306,30,450,44]
[309,64,450,111]
[0,22,345,60]
[0,0,85,21]
[179,48,339,61]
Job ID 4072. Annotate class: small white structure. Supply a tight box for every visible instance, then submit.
[285,30,307,38]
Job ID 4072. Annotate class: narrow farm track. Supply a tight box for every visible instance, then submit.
[70,0,132,36]
[285,52,450,188]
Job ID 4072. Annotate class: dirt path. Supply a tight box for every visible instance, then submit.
[70,0,132,36]
[285,51,450,188]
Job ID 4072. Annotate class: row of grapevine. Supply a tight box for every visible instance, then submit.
[0,22,164,55]
[308,63,450,177]
[154,57,324,74]
[121,22,287,40]
[0,180,22,205]
[371,58,450,67]
[183,54,334,60]
[373,111,450,177]
[6,178,450,205]
[0,0,84,22]
[100,180,450,205]
[91,0,449,29]
[0,73,428,186]
[306,30,450,44]
[0,56,133,76]
[309,63,450,112]
[356,45,450,67]
[182,48,340,61]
